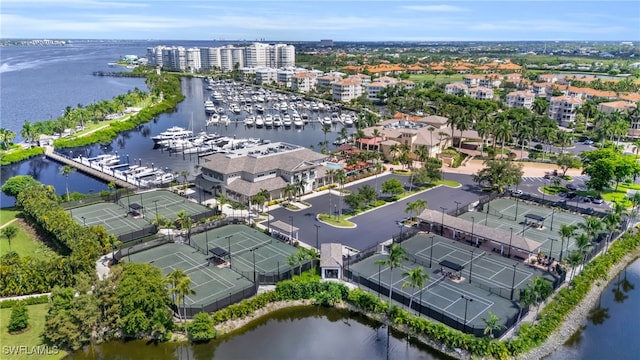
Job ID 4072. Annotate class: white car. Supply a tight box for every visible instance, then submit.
[510,189,523,196]
[583,140,594,145]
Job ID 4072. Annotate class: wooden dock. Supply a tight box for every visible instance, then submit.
[44,146,137,190]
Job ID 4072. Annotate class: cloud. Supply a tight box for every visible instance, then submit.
[402,4,469,12]
[1,0,149,8]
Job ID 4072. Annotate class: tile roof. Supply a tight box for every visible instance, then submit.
[320,243,343,268]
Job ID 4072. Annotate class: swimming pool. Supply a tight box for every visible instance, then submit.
[325,162,344,169]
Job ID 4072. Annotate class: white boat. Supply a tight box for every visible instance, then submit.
[244,115,255,127]
[343,116,354,127]
[273,115,283,127]
[331,113,340,124]
[150,173,176,185]
[283,114,292,127]
[152,126,193,143]
[264,114,274,127]
[91,154,119,166]
[206,114,220,126]
[204,100,216,114]
[255,115,264,128]
[322,117,332,126]
[221,115,230,126]
[229,103,241,114]
[255,104,264,113]
[292,114,303,128]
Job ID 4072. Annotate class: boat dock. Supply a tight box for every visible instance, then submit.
[44,146,137,190]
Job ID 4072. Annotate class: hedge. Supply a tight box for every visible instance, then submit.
[0,147,45,166]
[0,294,50,308]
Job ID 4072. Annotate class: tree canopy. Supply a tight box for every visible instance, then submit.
[472,159,523,192]
[1,175,41,197]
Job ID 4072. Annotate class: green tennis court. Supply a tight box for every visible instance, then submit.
[120,190,212,220]
[68,202,149,237]
[126,242,253,307]
[190,224,300,274]
[458,198,587,260]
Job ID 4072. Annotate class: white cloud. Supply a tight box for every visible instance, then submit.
[402,4,469,12]
[1,0,149,8]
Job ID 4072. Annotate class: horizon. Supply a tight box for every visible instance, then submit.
[1,0,639,42]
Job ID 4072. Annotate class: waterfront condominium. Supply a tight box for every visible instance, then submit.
[146,42,295,72]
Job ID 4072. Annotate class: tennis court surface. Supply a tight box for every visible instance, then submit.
[126,242,254,309]
[120,189,212,221]
[458,198,587,260]
[68,202,150,237]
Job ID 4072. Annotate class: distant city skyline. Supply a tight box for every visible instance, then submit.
[1,0,638,42]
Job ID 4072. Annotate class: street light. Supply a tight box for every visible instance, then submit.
[469,250,474,284]
[470,216,475,243]
[461,295,473,333]
[508,227,514,258]
[440,207,447,236]
[510,264,518,300]
[454,201,461,216]
[81,216,86,226]
[314,224,321,250]
[398,220,404,241]
[153,200,159,223]
[225,235,233,263]
[550,208,556,231]
[429,235,435,268]
[548,238,557,270]
[289,216,294,243]
[514,195,520,221]
[559,237,565,263]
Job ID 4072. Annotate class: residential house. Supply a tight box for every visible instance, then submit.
[445,82,469,95]
[468,87,494,100]
[332,77,363,102]
[292,72,318,93]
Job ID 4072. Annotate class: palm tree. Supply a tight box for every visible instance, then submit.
[532,277,553,312]
[61,165,76,201]
[295,177,307,201]
[404,201,417,222]
[482,311,506,338]
[166,269,187,308]
[175,276,195,324]
[374,161,383,193]
[566,250,583,281]
[413,199,427,218]
[335,169,347,219]
[284,183,297,202]
[1,225,19,253]
[558,224,577,260]
[176,210,193,242]
[374,243,407,304]
[254,188,270,212]
[401,267,429,311]
[603,210,621,250]
[579,216,604,242]
[217,194,228,215]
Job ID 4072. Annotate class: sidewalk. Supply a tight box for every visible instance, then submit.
[444,159,583,178]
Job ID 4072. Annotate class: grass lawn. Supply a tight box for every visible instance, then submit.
[408,73,464,83]
[318,214,356,228]
[576,183,640,208]
[435,179,461,188]
[0,304,67,360]
[0,209,56,259]
[541,186,565,195]
[1,208,20,226]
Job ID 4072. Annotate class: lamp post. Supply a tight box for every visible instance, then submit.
[289,216,294,244]
[440,207,447,236]
[469,250,474,284]
[81,216,86,226]
[398,220,404,241]
[153,200,159,224]
[514,194,520,221]
[429,235,435,268]
[542,179,547,202]
[509,227,514,258]
[550,208,556,231]
[461,295,473,333]
[225,235,232,263]
[559,237,565,263]
[314,224,321,250]
[454,201,461,216]
[548,238,557,270]
[470,216,475,243]
[378,263,382,298]
[510,264,518,300]
[251,248,257,287]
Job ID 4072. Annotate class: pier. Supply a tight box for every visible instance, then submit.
[44,146,138,190]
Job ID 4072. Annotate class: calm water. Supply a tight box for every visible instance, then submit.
[546,257,640,360]
[66,306,452,360]
[1,41,349,207]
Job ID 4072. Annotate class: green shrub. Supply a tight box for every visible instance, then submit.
[8,302,29,332]
[0,295,49,309]
[0,147,45,166]
[187,312,216,342]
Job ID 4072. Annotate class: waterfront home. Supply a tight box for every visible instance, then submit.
[506,91,535,109]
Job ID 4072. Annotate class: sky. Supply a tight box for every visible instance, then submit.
[1,0,639,42]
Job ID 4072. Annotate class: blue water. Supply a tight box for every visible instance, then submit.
[545,258,640,360]
[0,41,351,207]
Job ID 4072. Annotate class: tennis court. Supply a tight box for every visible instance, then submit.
[349,252,519,331]
[68,202,150,237]
[120,190,211,221]
[126,242,254,307]
[458,198,586,260]
[190,224,301,275]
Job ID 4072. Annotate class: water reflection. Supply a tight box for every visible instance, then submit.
[66,306,453,360]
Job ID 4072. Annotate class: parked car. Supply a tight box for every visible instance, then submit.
[566,183,577,191]
[592,197,604,204]
[566,191,577,199]
[510,189,523,196]
[583,140,594,145]
[584,196,594,202]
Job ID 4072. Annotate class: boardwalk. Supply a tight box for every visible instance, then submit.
[44,146,137,190]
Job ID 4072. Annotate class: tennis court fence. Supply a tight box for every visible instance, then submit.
[344,268,521,337]
[230,260,315,285]
[113,235,172,262]
[118,224,158,243]
[174,283,257,319]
